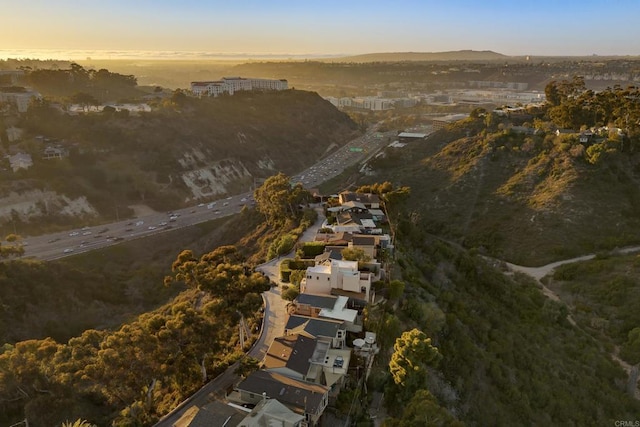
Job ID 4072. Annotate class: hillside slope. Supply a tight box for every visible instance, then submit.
[2,90,358,232]
[367,123,640,266]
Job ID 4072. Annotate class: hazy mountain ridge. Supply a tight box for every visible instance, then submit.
[329,49,509,63]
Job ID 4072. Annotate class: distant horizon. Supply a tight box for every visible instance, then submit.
[2,48,640,63]
[3,1,640,60]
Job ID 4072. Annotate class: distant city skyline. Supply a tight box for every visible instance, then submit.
[2,0,639,60]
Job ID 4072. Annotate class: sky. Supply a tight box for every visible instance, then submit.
[2,0,640,59]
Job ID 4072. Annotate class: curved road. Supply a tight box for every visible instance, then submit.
[154,206,326,426]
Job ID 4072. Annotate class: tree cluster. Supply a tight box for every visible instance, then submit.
[253,172,311,226]
[0,245,268,426]
[545,77,640,140]
[24,63,138,101]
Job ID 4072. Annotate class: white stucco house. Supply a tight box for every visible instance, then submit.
[301,259,372,302]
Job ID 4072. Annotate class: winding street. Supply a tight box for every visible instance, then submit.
[154,206,326,426]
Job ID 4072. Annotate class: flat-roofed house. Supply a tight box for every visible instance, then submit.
[293,293,361,332]
[302,259,372,302]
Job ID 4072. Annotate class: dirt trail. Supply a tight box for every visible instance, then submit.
[504,248,640,400]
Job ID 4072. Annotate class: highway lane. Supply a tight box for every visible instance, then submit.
[18,193,253,261]
[15,123,403,261]
[291,126,398,188]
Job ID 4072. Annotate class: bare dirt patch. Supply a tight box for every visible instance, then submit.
[129,204,159,217]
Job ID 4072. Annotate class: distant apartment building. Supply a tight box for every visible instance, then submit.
[0,70,25,85]
[431,113,470,130]
[469,80,529,90]
[325,96,417,111]
[0,88,41,113]
[190,76,288,97]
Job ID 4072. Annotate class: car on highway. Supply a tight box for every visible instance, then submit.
[69,231,79,237]
[136,220,144,226]
[148,226,157,230]
[63,248,74,253]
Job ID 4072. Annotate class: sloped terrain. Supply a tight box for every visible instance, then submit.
[2,90,358,232]
[366,123,640,266]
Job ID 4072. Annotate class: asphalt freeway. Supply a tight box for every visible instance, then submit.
[16,124,403,261]
[16,193,254,261]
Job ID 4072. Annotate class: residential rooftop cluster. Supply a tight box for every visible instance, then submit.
[177,192,387,426]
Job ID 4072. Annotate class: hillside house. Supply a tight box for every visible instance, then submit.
[579,131,595,144]
[263,334,317,381]
[173,400,246,426]
[8,152,33,172]
[285,315,346,349]
[302,259,373,302]
[348,235,377,259]
[338,191,380,209]
[238,399,304,427]
[42,145,68,160]
[5,126,23,142]
[263,333,351,391]
[293,293,361,332]
[234,371,329,426]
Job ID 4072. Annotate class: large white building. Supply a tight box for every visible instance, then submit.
[301,259,373,302]
[190,77,288,97]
